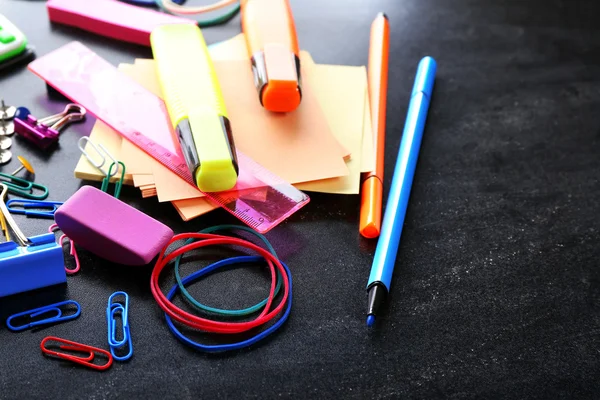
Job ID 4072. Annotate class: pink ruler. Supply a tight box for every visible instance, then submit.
[28,42,309,233]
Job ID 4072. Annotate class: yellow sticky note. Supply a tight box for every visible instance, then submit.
[132,174,154,187]
[296,64,368,194]
[74,120,134,185]
[302,51,374,174]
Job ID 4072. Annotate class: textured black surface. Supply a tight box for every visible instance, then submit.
[1,0,600,398]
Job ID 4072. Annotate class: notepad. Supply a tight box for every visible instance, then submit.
[74,35,373,221]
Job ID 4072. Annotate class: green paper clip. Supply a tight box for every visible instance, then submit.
[101,162,126,200]
[0,173,49,200]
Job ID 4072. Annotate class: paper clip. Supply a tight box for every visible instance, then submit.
[41,336,113,371]
[106,291,133,361]
[0,173,49,200]
[6,199,63,218]
[7,300,81,332]
[49,223,80,275]
[0,183,30,246]
[78,136,118,178]
[101,162,126,200]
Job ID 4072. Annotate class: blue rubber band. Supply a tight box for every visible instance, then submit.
[165,255,292,353]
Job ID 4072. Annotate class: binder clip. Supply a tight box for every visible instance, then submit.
[0,183,66,298]
[14,104,86,149]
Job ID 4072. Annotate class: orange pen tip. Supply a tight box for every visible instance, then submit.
[360,222,381,239]
[359,177,383,238]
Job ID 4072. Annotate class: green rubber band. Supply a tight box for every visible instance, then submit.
[154,0,241,28]
[174,225,283,317]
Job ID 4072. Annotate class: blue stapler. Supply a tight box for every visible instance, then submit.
[0,183,66,297]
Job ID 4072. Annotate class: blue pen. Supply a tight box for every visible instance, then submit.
[366,56,437,327]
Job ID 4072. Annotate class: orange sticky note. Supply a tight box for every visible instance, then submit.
[172,198,218,221]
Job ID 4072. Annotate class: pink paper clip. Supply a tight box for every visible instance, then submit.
[14,104,86,149]
[49,223,80,274]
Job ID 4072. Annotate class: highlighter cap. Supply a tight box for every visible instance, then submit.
[176,114,239,193]
[251,44,301,113]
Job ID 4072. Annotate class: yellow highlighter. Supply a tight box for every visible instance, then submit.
[150,24,238,192]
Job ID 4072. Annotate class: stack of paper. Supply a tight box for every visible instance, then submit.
[74,34,373,221]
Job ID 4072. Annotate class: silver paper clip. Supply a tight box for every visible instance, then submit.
[78,136,119,178]
[0,183,31,246]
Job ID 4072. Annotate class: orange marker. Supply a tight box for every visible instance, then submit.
[359,13,390,238]
[241,0,301,113]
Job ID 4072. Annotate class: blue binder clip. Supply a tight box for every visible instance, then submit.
[106,291,133,361]
[0,235,67,297]
[6,300,81,332]
[0,184,66,298]
[6,199,63,218]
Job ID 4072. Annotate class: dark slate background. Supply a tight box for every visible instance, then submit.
[1,0,599,398]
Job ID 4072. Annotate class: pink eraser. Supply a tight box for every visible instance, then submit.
[55,186,174,266]
[47,0,196,47]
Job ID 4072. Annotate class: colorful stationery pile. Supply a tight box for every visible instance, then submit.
[73,34,374,221]
[1,0,434,366]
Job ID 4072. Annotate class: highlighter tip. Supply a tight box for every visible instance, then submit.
[367,315,376,327]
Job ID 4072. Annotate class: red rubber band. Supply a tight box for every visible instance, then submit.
[150,233,290,335]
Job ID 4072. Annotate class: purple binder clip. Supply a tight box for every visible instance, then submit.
[14,103,86,149]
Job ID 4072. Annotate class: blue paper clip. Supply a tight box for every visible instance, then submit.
[106,291,133,361]
[6,199,63,218]
[6,300,81,332]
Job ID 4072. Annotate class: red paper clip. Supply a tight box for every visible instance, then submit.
[41,336,113,371]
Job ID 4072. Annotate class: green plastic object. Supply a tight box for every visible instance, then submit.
[153,0,241,28]
[0,14,28,64]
